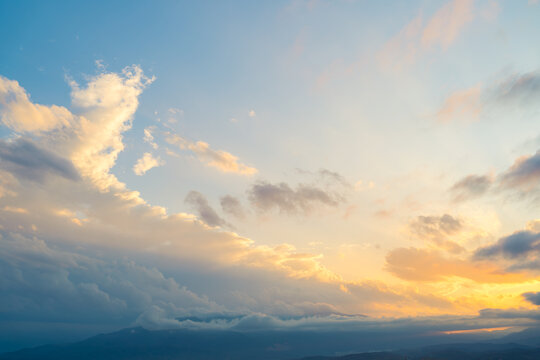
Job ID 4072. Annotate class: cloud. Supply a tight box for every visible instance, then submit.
[143,127,158,149]
[220,195,246,219]
[499,150,540,194]
[450,174,493,201]
[436,85,482,122]
[248,110,256,117]
[474,230,540,260]
[185,191,228,228]
[378,0,475,71]
[488,71,540,106]
[166,134,257,175]
[522,292,540,306]
[248,181,344,215]
[0,231,222,325]
[133,152,164,176]
[408,214,465,253]
[449,148,540,202]
[0,138,80,181]
[0,76,74,133]
[3,66,527,347]
[66,66,155,192]
[421,0,475,50]
[385,247,525,283]
[437,71,540,123]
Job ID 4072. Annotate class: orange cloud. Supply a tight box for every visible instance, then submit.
[436,85,482,122]
[385,247,527,283]
[421,0,475,50]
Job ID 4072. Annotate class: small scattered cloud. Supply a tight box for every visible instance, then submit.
[248,110,256,117]
[408,214,465,253]
[143,127,158,149]
[185,191,228,228]
[167,107,183,124]
[248,181,344,215]
[220,195,246,219]
[450,174,494,202]
[133,152,164,176]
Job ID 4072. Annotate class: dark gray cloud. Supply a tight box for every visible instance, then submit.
[185,191,228,227]
[474,230,540,260]
[449,174,493,202]
[523,292,540,306]
[0,231,220,326]
[0,138,79,181]
[220,195,245,219]
[248,181,344,214]
[499,150,540,193]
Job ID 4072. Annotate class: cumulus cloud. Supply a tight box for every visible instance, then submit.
[166,133,257,175]
[67,65,155,191]
[0,138,79,181]
[185,191,228,228]
[220,195,245,219]
[133,152,164,176]
[0,76,74,132]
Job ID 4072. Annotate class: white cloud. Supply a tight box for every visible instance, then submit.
[0,76,74,132]
[143,127,158,149]
[133,152,164,176]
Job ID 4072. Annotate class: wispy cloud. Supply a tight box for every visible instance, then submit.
[166,133,257,175]
[379,0,476,71]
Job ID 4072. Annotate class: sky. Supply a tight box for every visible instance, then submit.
[1,0,540,353]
